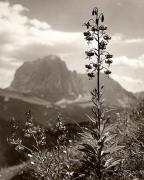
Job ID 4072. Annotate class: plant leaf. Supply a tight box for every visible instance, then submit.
[105,159,122,169]
[104,145,125,154]
[101,14,104,22]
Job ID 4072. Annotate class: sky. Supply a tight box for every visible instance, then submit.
[0,0,144,92]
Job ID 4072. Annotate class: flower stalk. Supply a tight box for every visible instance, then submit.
[83,7,114,180]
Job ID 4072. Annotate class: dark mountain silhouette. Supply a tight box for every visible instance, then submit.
[9,55,136,108]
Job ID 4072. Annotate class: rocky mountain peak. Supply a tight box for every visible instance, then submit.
[10,55,82,101]
[9,55,137,107]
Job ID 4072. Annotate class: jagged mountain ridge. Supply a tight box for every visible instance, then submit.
[9,55,137,107]
[10,55,83,102]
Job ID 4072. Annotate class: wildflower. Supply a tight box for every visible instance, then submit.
[93,63,99,68]
[105,59,113,65]
[63,150,67,154]
[101,14,104,22]
[26,122,33,127]
[85,36,94,41]
[83,31,91,37]
[99,41,107,50]
[103,34,111,41]
[28,154,33,158]
[85,64,92,69]
[91,27,97,32]
[30,161,35,165]
[99,25,107,31]
[105,54,113,59]
[100,40,107,46]
[85,51,95,57]
[15,145,24,151]
[88,72,95,78]
[84,22,90,29]
[13,138,22,145]
[92,8,98,16]
[69,140,72,143]
[104,70,111,75]
[99,45,106,50]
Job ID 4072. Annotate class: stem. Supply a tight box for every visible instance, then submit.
[97,12,102,180]
[97,26,100,135]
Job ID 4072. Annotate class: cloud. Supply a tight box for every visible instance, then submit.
[110,54,144,92]
[108,34,144,58]
[111,74,144,92]
[29,19,51,30]
[0,68,16,88]
[0,2,82,49]
[0,1,84,88]
[0,56,22,88]
[111,34,144,45]
[113,55,144,68]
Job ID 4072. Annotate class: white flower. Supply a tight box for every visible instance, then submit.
[28,154,33,158]
[30,161,35,165]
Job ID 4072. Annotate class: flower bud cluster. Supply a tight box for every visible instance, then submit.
[83,7,113,78]
[23,111,46,146]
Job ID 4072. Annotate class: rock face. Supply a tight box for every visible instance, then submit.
[10,55,137,107]
[10,55,83,102]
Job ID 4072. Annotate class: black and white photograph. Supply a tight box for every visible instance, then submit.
[0,0,144,179]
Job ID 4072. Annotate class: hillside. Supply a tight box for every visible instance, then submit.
[0,55,137,168]
[0,89,90,168]
[135,91,144,100]
[9,55,137,108]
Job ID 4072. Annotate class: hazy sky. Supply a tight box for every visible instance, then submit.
[0,0,144,92]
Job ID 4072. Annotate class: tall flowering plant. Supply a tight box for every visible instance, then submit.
[78,7,124,180]
[7,112,74,180]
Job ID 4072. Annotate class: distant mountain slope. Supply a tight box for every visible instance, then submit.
[0,89,89,168]
[135,91,144,100]
[78,73,137,108]
[0,88,89,126]
[9,55,137,108]
[0,89,52,107]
